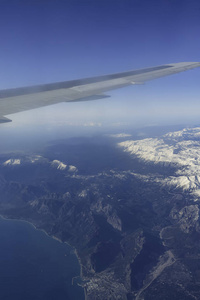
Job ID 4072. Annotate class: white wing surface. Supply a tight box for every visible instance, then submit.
[0,62,200,123]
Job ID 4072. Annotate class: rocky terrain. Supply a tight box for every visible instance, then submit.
[0,129,200,299]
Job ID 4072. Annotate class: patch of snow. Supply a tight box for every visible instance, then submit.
[79,190,87,198]
[51,160,67,170]
[3,159,21,166]
[29,155,43,163]
[109,133,132,138]
[68,165,77,172]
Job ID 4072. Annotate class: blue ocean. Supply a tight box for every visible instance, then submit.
[0,217,84,300]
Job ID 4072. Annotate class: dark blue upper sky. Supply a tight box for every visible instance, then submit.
[0,0,200,139]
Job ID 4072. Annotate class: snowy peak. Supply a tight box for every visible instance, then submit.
[51,160,67,170]
[164,127,200,141]
[51,160,77,172]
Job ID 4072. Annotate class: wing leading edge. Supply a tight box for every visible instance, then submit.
[0,61,200,123]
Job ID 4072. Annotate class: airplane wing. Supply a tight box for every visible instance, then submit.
[0,61,200,123]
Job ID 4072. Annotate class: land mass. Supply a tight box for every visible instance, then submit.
[0,134,200,299]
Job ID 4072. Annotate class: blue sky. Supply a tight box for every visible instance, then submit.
[0,0,200,144]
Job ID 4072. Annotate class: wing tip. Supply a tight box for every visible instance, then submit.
[168,62,200,68]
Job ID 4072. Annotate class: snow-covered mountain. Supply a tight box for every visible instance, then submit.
[119,127,200,197]
[51,160,67,170]
[1,153,78,175]
[2,155,48,166]
[3,159,21,166]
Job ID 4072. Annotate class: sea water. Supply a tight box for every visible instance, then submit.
[0,216,84,300]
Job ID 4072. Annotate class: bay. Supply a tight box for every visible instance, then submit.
[0,216,84,300]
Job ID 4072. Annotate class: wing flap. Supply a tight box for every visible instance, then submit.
[67,94,110,102]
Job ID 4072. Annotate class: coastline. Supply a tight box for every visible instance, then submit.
[0,213,86,299]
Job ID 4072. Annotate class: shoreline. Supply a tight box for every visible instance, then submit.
[0,214,86,299]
